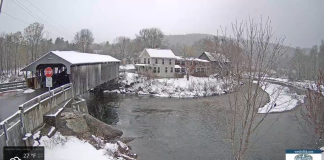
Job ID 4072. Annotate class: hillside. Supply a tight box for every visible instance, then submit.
[164,34,214,46]
[164,33,309,58]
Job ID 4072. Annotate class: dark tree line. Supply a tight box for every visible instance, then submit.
[288,41,324,81]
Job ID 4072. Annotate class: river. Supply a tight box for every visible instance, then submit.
[83,84,317,160]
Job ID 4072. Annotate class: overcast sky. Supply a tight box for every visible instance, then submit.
[0,0,323,48]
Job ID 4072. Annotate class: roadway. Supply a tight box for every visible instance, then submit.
[0,88,48,122]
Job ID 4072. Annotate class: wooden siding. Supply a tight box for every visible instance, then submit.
[70,62,119,96]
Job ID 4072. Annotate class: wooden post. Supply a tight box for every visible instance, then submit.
[71,83,74,100]
[19,105,26,135]
[50,90,54,110]
[3,121,9,146]
[61,86,65,100]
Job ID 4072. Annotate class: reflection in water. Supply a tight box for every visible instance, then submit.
[82,92,121,125]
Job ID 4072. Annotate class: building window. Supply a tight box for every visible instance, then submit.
[169,59,172,65]
[148,58,150,64]
[171,67,173,73]
[144,58,146,64]
[162,59,164,64]
[153,67,156,73]
[165,67,168,73]
[181,68,185,73]
[158,67,160,73]
[155,58,158,64]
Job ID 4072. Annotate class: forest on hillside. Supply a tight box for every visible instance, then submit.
[1,21,323,82]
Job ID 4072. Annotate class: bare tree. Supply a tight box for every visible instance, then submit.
[24,22,44,62]
[74,29,94,53]
[299,71,324,149]
[136,28,165,49]
[114,36,131,64]
[181,45,195,80]
[12,32,23,75]
[222,17,286,160]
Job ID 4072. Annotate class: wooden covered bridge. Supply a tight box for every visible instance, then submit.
[0,51,120,158]
[21,51,120,96]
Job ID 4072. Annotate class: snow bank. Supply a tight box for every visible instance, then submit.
[34,132,118,160]
[116,72,229,98]
[265,77,324,96]
[120,64,135,71]
[256,82,305,113]
[0,74,25,84]
[24,89,35,93]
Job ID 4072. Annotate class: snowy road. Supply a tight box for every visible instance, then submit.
[0,88,48,122]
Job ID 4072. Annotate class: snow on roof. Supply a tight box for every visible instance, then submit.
[187,58,209,63]
[203,52,229,63]
[145,49,177,58]
[52,51,120,64]
[175,56,209,63]
[175,65,182,69]
[175,56,183,60]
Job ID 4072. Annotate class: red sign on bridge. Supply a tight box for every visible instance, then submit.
[44,67,53,77]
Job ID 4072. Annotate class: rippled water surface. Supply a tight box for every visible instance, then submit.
[83,85,316,160]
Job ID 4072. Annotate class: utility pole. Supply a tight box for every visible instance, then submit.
[0,0,4,16]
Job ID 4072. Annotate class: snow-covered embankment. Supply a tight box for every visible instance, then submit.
[112,72,230,98]
[256,81,305,113]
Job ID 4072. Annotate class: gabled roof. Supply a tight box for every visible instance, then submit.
[52,51,120,64]
[202,52,230,63]
[21,51,120,74]
[142,48,177,58]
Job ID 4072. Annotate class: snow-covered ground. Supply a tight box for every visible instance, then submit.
[265,77,324,96]
[33,131,126,160]
[256,81,305,113]
[117,72,229,98]
[0,74,25,84]
[23,88,35,93]
[119,64,135,71]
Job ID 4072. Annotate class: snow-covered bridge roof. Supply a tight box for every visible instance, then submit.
[21,51,120,74]
[52,51,120,64]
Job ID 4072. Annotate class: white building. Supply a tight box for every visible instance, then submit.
[135,48,178,78]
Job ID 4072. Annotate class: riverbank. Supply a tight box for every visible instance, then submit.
[33,108,137,160]
[108,72,235,98]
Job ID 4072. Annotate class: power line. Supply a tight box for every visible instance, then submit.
[25,0,74,36]
[0,11,62,38]
[1,11,29,25]
[10,0,73,40]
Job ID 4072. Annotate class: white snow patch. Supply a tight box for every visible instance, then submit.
[35,132,118,160]
[47,108,64,116]
[33,131,41,139]
[256,81,304,113]
[120,64,135,70]
[25,133,32,137]
[48,127,56,136]
[24,89,35,93]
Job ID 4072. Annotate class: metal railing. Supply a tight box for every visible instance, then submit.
[0,81,26,92]
[0,83,73,160]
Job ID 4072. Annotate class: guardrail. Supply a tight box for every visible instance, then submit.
[0,83,73,160]
[0,81,26,92]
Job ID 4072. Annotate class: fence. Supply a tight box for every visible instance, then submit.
[0,83,73,160]
[0,81,26,92]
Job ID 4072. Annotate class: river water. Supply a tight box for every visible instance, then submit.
[83,84,317,160]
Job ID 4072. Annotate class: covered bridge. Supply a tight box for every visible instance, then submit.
[21,51,120,96]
